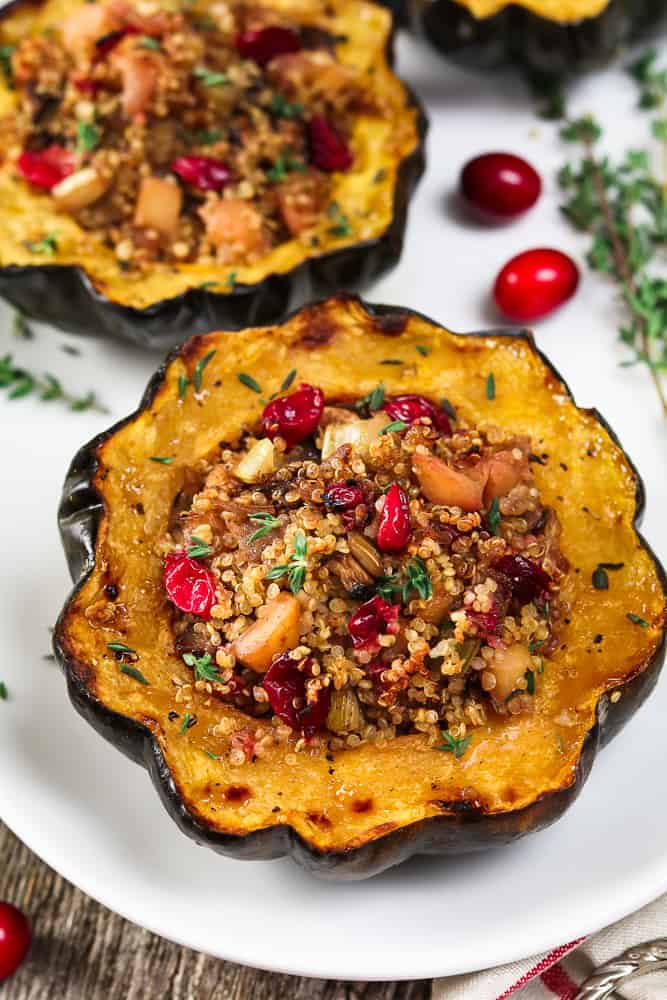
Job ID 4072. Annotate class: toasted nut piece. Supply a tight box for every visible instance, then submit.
[235,439,275,483]
[326,688,364,734]
[52,168,109,212]
[233,593,301,673]
[347,532,383,578]
[489,643,533,704]
[329,555,374,596]
[413,452,486,512]
[134,176,182,240]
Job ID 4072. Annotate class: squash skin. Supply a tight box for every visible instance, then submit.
[0,0,426,349]
[410,0,665,78]
[54,295,666,879]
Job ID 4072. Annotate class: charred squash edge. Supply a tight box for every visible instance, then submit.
[0,0,427,348]
[53,295,667,879]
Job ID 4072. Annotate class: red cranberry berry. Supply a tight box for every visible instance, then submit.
[171,156,231,191]
[348,595,400,651]
[0,902,31,982]
[376,483,411,554]
[17,146,76,190]
[466,608,500,637]
[494,248,579,322]
[73,76,98,94]
[461,152,541,220]
[494,554,551,605]
[261,382,324,449]
[263,653,331,738]
[164,552,217,620]
[383,394,451,435]
[308,115,353,172]
[236,26,301,66]
[323,481,365,512]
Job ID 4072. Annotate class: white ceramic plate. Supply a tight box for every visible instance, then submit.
[1,33,666,982]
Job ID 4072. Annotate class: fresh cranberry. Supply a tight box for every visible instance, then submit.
[376,483,411,554]
[164,552,217,620]
[17,146,76,190]
[308,115,353,172]
[261,382,324,449]
[494,248,579,322]
[94,25,139,58]
[365,659,389,688]
[348,595,400,651]
[263,653,331,738]
[461,152,541,220]
[383,394,451,435]
[494,554,551,605]
[323,481,365,512]
[236,26,301,66]
[171,156,231,192]
[0,902,30,982]
[73,76,98,94]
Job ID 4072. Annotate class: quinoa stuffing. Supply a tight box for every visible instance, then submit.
[3,0,377,269]
[162,383,570,763]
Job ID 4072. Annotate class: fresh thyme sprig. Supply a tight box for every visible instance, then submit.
[266,531,308,594]
[248,511,280,543]
[1,320,107,413]
[556,59,667,418]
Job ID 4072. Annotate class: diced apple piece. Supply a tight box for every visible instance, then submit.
[199,197,270,264]
[233,593,301,673]
[412,453,485,512]
[320,413,387,460]
[52,168,109,212]
[484,450,528,503]
[114,50,159,117]
[134,176,182,240]
[234,439,275,483]
[489,643,533,704]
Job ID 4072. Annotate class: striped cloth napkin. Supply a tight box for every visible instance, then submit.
[433,891,667,999]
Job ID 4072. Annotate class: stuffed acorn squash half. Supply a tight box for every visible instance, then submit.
[55,295,666,879]
[0,0,424,347]
[410,0,665,78]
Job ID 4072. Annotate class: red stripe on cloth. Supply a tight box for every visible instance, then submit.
[540,963,580,999]
[495,939,585,999]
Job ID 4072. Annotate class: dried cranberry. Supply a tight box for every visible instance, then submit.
[466,609,500,637]
[73,76,98,94]
[323,481,365,512]
[494,248,579,322]
[0,902,30,982]
[383,394,451,435]
[171,156,231,192]
[263,653,331,738]
[348,595,400,651]
[494,554,551,605]
[376,483,411,554]
[461,152,541,220]
[17,146,76,190]
[164,552,217,620]
[261,382,324,449]
[94,25,139,58]
[236,26,301,66]
[365,659,389,688]
[308,115,353,172]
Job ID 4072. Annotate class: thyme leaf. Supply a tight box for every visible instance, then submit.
[437,730,471,759]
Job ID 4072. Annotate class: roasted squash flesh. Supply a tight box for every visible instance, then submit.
[55,296,666,877]
[453,0,611,21]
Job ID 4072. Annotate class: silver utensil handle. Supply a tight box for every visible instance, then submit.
[575,939,667,999]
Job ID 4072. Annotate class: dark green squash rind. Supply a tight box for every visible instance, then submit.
[53,296,667,879]
[0,2,426,349]
[411,0,666,78]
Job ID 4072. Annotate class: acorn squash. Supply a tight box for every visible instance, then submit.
[54,295,666,879]
[0,0,425,349]
[410,0,665,78]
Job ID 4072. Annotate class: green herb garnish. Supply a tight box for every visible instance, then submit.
[77,121,100,152]
[248,512,280,542]
[525,669,536,695]
[437,730,472,759]
[373,167,387,184]
[1,365,107,412]
[440,398,456,421]
[186,535,214,559]
[0,44,15,85]
[183,651,220,683]
[195,128,223,146]
[379,358,404,365]
[381,419,408,435]
[107,642,136,656]
[266,153,306,183]
[178,374,189,400]
[327,201,352,238]
[204,749,220,760]
[194,65,228,87]
[0,681,7,700]
[26,231,59,256]
[149,456,174,465]
[180,712,196,734]
[592,561,624,590]
[403,557,433,602]
[193,349,216,393]
[225,271,237,291]
[355,382,385,413]
[486,372,496,400]
[269,93,304,119]
[120,665,150,685]
[280,369,297,392]
[138,35,161,49]
[627,612,649,628]
[266,531,308,594]
[487,497,501,535]
[416,344,431,357]
[238,372,262,393]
